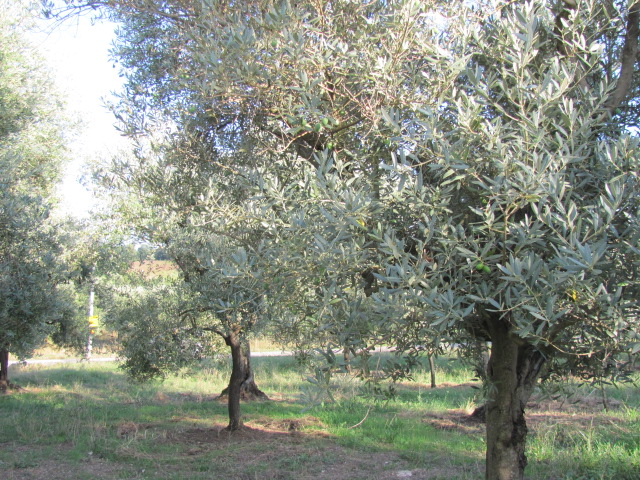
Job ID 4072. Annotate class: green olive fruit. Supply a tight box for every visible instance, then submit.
[476,262,485,271]
[482,265,491,273]
[322,118,330,126]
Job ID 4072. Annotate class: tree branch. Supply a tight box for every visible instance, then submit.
[201,326,228,339]
[606,1,640,114]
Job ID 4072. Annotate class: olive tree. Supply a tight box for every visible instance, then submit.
[46,1,280,430]
[90,43,275,430]
[58,0,640,477]
[194,4,640,479]
[0,0,78,390]
[370,5,640,477]
[100,220,272,430]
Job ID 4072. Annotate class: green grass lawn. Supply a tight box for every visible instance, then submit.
[1,355,639,479]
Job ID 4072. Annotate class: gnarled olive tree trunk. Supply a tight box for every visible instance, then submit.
[485,319,545,480]
[220,333,268,431]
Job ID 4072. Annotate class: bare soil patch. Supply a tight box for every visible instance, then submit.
[3,445,125,480]
[124,417,467,479]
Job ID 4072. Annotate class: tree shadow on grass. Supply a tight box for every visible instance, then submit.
[110,417,483,480]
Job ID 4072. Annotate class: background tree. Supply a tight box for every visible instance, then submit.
[83,8,276,428]
[100,228,272,430]
[0,0,77,390]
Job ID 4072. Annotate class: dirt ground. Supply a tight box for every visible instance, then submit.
[3,415,474,480]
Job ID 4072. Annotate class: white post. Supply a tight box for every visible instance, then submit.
[85,274,95,361]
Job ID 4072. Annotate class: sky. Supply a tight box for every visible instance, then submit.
[28,9,126,218]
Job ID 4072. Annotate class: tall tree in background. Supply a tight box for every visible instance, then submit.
[0,0,77,390]
[84,8,274,430]
[57,0,640,478]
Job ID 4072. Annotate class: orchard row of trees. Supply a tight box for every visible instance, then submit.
[0,0,156,390]
[37,1,640,479]
[0,0,82,389]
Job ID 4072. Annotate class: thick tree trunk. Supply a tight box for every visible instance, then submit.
[225,332,244,431]
[0,349,9,392]
[221,334,268,431]
[219,339,268,402]
[485,320,545,480]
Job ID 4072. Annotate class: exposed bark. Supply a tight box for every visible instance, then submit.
[556,0,640,114]
[219,335,268,431]
[0,349,9,393]
[554,0,591,91]
[554,0,578,57]
[484,319,546,480]
[605,1,640,114]
[224,331,244,431]
[85,276,95,361]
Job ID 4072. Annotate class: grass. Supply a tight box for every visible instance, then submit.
[1,355,639,479]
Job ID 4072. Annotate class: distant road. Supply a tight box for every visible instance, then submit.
[8,357,117,366]
[8,347,400,367]
[8,350,296,366]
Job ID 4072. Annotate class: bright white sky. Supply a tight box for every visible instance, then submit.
[29,9,126,218]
